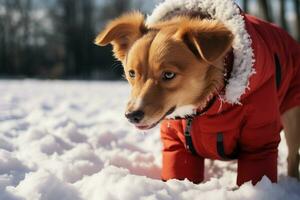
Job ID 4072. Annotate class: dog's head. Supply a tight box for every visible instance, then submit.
[95,12,233,130]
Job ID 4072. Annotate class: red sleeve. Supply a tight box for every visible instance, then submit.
[160,120,204,184]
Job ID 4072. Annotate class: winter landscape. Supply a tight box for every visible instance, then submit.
[0,80,300,200]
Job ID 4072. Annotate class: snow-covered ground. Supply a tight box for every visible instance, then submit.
[0,80,299,200]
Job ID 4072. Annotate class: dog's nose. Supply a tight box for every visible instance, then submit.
[125,110,144,124]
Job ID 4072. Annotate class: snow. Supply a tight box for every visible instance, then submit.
[0,80,299,200]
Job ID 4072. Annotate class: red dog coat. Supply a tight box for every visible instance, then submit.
[147,0,300,185]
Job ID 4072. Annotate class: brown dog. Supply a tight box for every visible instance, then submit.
[95,0,300,184]
[96,13,232,129]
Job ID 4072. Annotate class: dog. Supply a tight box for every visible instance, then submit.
[95,0,300,186]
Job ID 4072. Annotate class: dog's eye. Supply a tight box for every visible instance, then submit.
[128,70,135,78]
[162,72,176,81]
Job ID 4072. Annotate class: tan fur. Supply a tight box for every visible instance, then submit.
[94,11,146,61]
[282,107,300,179]
[153,17,234,63]
[96,14,233,127]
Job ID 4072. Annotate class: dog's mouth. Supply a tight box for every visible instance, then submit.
[134,106,176,130]
[135,94,218,130]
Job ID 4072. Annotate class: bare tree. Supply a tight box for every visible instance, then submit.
[243,0,248,13]
[62,0,76,75]
[0,0,30,75]
[100,0,132,21]
[294,0,300,41]
[80,0,95,76]
[258,0,273,22]
[21,0,33,75]
[280,0,288,30]
[55,0,96,77]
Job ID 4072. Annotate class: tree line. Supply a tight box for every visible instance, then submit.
[242,0,300,40]
[0,0,299,79]
[0,0,134,79]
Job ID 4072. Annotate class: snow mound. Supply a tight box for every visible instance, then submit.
[0,80,299,200]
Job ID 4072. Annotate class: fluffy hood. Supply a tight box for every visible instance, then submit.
[146,0,255,104]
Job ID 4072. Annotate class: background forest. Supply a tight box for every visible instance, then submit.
[0,0,299,79]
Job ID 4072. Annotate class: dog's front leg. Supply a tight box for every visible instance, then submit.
[237,122,281,185]
[237,149,278,185]
[160,120,205,183]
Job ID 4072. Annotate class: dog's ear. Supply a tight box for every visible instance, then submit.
[95,11,147,61]
[174,20,234,64]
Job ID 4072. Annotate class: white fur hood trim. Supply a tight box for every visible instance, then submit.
[165,105,197,119]
[146,0,255,104]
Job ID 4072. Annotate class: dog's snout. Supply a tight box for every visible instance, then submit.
[125,110,144,124]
